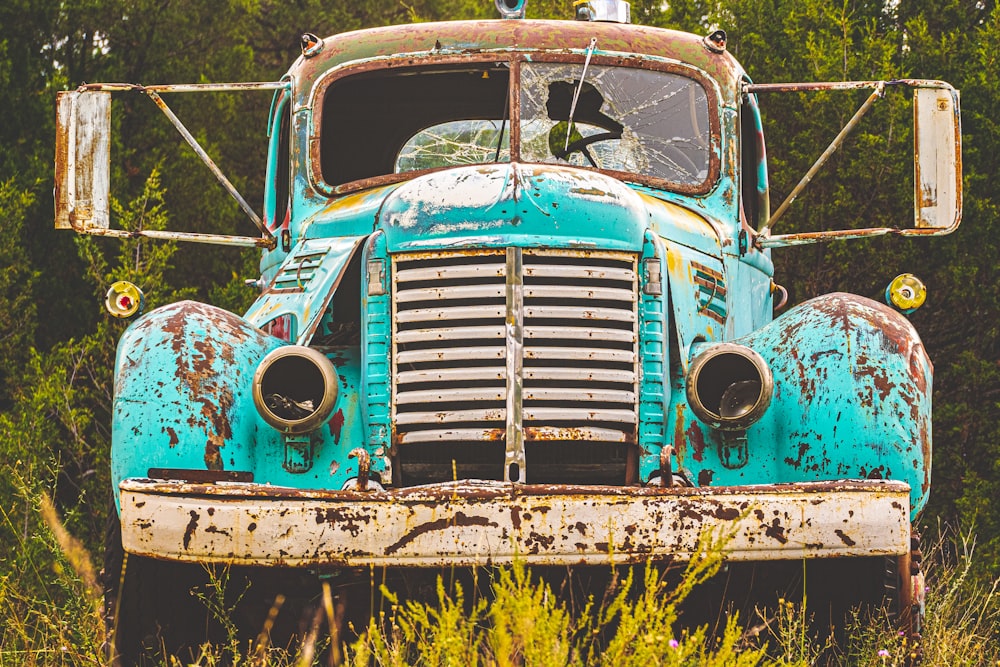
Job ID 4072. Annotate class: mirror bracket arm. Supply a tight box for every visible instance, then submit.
[758,82,884,236]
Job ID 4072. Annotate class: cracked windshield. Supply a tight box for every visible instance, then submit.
[329,60,711,189]
[520,62,711,187]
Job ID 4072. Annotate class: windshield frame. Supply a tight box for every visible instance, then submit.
[308,52,721,197]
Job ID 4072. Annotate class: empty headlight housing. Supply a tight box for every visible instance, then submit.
[252,346,339,434]
[686,343,773,430]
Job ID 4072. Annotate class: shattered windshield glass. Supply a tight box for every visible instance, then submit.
[520,63,711,187]
[396,120,510,173]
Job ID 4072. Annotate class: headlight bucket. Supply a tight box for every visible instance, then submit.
[252,346,339,434]
[686,343,773,431]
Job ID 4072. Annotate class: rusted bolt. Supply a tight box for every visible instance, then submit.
[349,448,370,491]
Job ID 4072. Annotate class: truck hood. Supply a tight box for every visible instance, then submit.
[299,163,724,257]
[376,163,650,253]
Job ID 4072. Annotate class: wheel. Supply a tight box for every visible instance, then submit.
[102,504,218,666]
[882,534,924,665]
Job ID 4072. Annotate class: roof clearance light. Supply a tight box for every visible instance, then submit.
[574,0,631,23]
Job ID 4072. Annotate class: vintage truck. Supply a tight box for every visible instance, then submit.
[55,0,961,661]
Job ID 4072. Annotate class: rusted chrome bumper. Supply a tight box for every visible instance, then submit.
[119,478,911,567]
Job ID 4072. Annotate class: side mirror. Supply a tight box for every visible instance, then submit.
[55,90,111,232]
[914,84,962,232]
[54,81,286,248]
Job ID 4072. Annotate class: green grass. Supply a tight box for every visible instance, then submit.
[2,496,999,667]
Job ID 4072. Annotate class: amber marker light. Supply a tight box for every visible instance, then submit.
[885,273,927,314]
[105,281,144,318]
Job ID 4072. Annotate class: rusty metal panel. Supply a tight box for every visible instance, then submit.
[55,90,110,231]
[119,478,912,567]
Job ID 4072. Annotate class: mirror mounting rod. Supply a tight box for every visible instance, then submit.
[77,81,288,249]
[746,78,962,248]
[758,82,884,237]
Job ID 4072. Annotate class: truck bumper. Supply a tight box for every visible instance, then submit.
[119,478,911,567]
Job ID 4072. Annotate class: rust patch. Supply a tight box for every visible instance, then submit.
[385,512,498,555]
[686,422,706,462]
[784,442,809,469]
[763,518,787,544]
[712,506,740,521]
[834,529,857,547]
[165,427,179,447]
[920,421,931,495]
[525,531,556,553]
[155,302,265,471]
[698,468,714,486]
[183,510,199,549]
[673,404,687,463]
[315,507,372,537]
[328,408,345,444]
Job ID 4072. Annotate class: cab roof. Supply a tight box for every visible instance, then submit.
[289,19,745,104]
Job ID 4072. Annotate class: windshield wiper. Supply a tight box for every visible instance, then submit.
[565,37,598,153]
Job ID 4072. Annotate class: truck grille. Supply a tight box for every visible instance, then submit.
[392,249,638,485]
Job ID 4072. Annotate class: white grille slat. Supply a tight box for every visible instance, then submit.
[523,425,630,442]
[395,284,505,303]
[398,428,506,443]
[524,407,638,424]
[524,325,635,343]
[397,367,507,384]
[524,305,636,322]
[396,325,505,344]
[522,367,635,383]
[396,346,506,365]
[396,263,506,282]
[397,305,506,323]
[523,388,637,403]
[524,285,635,302]
[397,387,507,404]
[524,346,635,363]
[523,265,635,282]
[396,408,506,425]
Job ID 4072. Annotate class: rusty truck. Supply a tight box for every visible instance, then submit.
[55,0,962,662]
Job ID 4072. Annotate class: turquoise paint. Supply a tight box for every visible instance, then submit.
[112,301,370,510]
[637,231,669,481]
[361,231,392,464]
[671,294,931,518]
[244,236,365,344]
[377,164,649,253]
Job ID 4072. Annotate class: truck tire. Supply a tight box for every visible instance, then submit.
[883,535,924,665]
[101,506,217,666]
